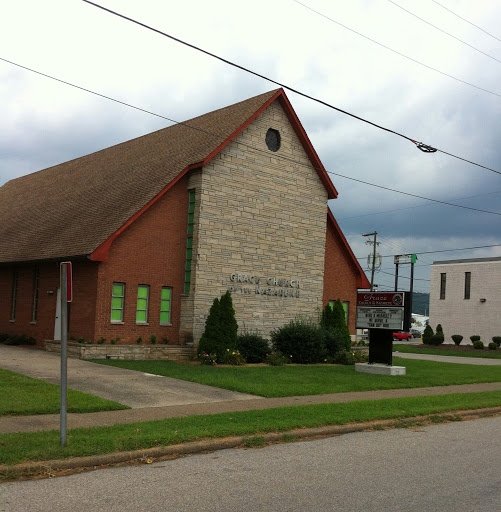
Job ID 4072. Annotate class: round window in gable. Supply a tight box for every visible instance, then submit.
[265,128,281,152]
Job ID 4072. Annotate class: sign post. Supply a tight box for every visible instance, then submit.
[60,262,72,447]
[356,292,409,367]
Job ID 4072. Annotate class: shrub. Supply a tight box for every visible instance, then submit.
[265,352,288,366]
[271,317,326,364]
[198,292,238,363]
[237,332,269,363]
[470,335,481,343]
[87,339,93,344]
[323,328,351,357]
[223,350,246,365]
[492,336,501,347]
[451,334,463,346]
[488,342,497,350]
[77,336,85,344]
[96,337,106,345]
[422,324,433,344]
[429,333,445,346]
[333,351,357,365]
[110,337,121,345]
[162,336,169,345]
[149,334,157,345]
[136,337,143,345]
[0,333,9,343]
[4,334,36,345]
[473,340,484,350]
[436,324,443,334]
[199,352,217,365]
[321,300,351,352]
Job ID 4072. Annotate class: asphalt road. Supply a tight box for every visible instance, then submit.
[3,416,500,512]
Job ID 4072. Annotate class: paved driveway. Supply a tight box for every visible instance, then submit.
[0,344,261,408]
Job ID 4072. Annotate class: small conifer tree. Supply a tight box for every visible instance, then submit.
[198,291,238,363]
[422,324,433,344]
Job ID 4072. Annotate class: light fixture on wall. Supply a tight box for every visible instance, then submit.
[480,298,486,303]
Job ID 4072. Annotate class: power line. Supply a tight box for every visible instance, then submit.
[290,0,501,100]
[82,0,501,177]
[3,55,501,220]
[431,0,501,44]
[358,243,501,259]
[337,189,501,221]
[327,170,501,217]
[388,0,501,65]
[380,269,430,281]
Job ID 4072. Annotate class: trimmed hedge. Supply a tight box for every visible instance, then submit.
[237,332,269,363]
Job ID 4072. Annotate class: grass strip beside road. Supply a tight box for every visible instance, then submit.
[1,391,500,467]
[393,344,501,359]
[0,368,129,415]
[92,359,501,397]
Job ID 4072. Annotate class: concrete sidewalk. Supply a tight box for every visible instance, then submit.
[0,344,260,408]
[393,352,501,365]
[2,382,501,434]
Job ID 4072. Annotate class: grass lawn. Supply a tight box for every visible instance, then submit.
[92,358,501,397]
[394,344,501,359]
[1,391,500,467]
[0,368,129,415]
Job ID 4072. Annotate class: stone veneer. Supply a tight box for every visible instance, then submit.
[189,100,328,342]
[45,340,194,361]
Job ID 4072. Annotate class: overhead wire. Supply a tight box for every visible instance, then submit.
[289,0,501,101]
[430,0,501,44]
[2,55,501,219]
[387,0,501,65]
[357,243,501,259]
[81,0,501,177]
[337,189,501,221]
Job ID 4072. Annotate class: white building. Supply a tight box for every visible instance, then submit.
[429,257,501,345]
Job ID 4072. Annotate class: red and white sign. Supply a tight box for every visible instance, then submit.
[60,262,73,302]
[357,292,404,308]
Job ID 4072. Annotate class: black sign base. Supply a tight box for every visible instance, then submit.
[368,329,393,366]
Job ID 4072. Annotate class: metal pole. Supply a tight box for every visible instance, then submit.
[60,267,67,447]
[370,232,377,291]
[394,263,399,291]
[409,261,415,322]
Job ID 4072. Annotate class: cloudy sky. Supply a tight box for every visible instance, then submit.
[1,0,500,293]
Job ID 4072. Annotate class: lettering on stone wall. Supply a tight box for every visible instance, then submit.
[228,273,301,298]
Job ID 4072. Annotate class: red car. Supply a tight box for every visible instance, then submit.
[392,332,413,341]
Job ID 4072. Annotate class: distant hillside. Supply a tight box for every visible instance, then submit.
[411,292,430,315]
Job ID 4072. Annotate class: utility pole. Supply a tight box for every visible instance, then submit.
[362,232,379,291]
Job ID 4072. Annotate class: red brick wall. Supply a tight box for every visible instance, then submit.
[94,175,189,344]
[323,218,361,334]
[0,260,98,345]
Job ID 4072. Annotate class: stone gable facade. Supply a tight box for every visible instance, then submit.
[188,100,328,340]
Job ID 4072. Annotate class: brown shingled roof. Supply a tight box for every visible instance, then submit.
[0,89,282,263]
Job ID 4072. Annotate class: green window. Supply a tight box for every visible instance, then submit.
[111,283,125,322]
[160,287,172,324]
[136,285,149,323]
[343,301,349,325]
[184,190,196,293]
[328,300,334,310]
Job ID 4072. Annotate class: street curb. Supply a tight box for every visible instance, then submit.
[2,407,500,480]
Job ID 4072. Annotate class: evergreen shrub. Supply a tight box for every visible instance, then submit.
[237,332,269,363]
[271,317,326,364]
[422,324,433,344]
[198,291,238,363]
[473,340,484,350]
[3,334,36,345]
[429,333,444,346]
[451,335,463,346]
[488,342,497,350]
[470,335,481,343]
[492,337,501,347]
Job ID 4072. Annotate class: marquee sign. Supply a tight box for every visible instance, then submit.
[356,292,405,330]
